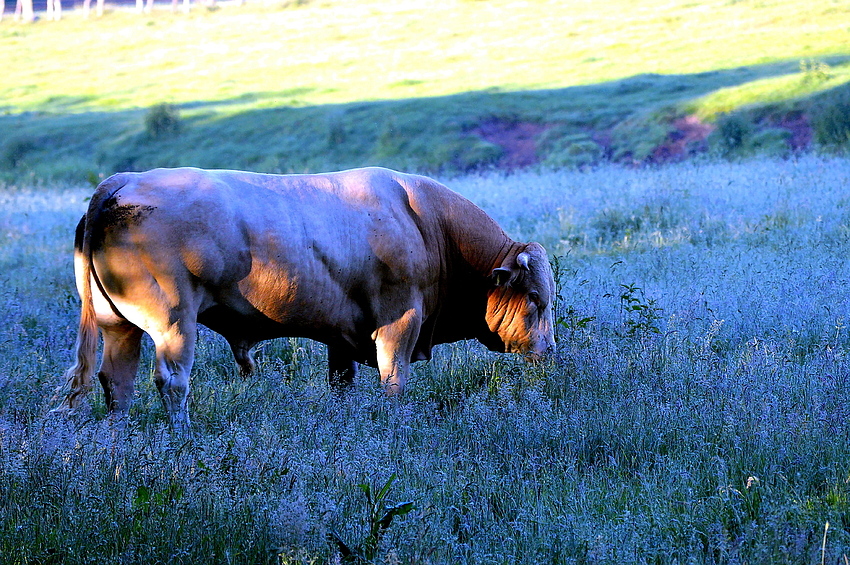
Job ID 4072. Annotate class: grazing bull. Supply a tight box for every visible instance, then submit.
[60,167,556,428]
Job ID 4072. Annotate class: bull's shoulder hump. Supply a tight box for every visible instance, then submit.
[325,166,402,188]
[290,167,407,206]
[339,167,458,205]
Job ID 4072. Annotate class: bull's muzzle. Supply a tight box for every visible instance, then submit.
[523,341,555,362]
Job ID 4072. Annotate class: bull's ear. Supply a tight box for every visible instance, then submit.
[491,267,512,287]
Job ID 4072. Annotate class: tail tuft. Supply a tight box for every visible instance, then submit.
[54,263,99,412]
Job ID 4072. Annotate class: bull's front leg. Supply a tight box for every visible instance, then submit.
[372,305,422,395]
[228,339,257,379]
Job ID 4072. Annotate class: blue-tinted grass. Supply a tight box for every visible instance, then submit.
[1,156,849,563]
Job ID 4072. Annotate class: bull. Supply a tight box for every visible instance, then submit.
[60,167,556,428]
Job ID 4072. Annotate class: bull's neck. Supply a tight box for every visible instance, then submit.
[478,236,523,274]
[442,199,523,276]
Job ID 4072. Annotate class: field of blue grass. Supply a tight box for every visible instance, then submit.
[1,156,850,563]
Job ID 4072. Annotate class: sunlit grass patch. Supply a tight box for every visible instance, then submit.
[688,60,850,119]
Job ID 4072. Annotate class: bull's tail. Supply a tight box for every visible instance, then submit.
[58,231,98,410]
[55,175,127,412]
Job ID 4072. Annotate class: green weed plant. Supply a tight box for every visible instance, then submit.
[328,474,414,563]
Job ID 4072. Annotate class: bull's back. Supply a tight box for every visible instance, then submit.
[227,168,438,328]
[91,167,438,339]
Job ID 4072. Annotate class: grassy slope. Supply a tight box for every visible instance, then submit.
[2,157,850,562]
[1,0,850,180]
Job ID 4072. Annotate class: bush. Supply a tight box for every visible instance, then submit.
[712,113,752,155]
[708,113,795,159]
[748,128,791,158]
[800,59,832,84]
[429,137,503,172]
[610,110,675,162]
[0,135,37,168]
[144,103,182,139]
[539,129,604,169]
[811,86,850,151]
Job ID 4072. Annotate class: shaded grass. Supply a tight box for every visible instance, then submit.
[5,63,850,182]
[2,157,850,562]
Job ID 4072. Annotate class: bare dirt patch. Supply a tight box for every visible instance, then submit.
[650,115,715,164]
[769,112,812,150]
[472,110,811,172]
[473,120,548,170]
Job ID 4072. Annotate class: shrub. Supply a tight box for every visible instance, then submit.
[539,129,604,169]
[0,135,37,168]
[712,113,752,155]
[748,128,791,158]
[144,103,182,139]
[609,108,677,163]
[429,137,503,172]
[811,86,850,151]
[800,59,832,84]
[326,113,347,147]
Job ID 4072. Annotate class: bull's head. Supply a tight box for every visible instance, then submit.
[485,242,556,360]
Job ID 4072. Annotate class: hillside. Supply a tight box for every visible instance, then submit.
[1,0,849,181]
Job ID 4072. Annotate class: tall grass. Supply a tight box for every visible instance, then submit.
[2,156,850,563]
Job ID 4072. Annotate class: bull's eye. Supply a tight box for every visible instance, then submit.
[528,291,540,306]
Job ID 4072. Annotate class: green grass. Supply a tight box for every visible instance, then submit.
[2,156,850,563]
[1,0,850,180]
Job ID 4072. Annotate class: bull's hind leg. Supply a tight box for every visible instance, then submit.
[97,322,144,420]
[146,317,198,432]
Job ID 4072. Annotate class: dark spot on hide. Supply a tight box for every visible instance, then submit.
[100,195,156,229]
[90,196,156,251]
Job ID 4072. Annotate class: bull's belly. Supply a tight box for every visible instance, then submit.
[196,301,377,363]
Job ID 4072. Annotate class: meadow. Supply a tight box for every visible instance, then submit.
[3,0,850,561]
[1,155,850,563]
[2,0,850,180]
